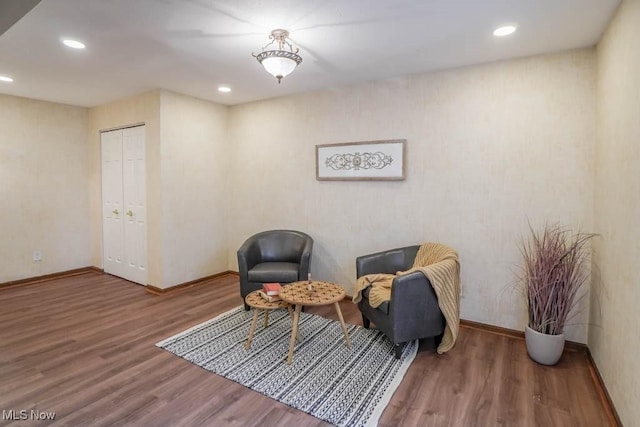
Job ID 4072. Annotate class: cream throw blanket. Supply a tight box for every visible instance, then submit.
[352,242,461,354]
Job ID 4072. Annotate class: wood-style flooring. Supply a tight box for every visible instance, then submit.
[0,272,613,426]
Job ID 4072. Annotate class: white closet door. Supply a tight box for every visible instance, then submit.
[122,126,147,285]
[101,125,147,285]
[101,130,125,279]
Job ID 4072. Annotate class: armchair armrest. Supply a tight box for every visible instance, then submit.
[389,271,444,343]
[298,237,313,280]
[356,245,420,277]
[237,240,262,280]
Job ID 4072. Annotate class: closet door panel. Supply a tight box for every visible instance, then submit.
[122,126,147,285]
[101,130,125,278]
[101,125,146,285]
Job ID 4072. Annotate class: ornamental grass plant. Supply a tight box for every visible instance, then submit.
[518,224,596,336]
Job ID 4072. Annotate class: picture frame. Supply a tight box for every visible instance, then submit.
[315,139,406,181]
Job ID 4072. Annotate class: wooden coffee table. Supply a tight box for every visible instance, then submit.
[279,281,352,364]
[244,290,301,350]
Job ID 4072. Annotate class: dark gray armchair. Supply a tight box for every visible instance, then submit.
[356,245,445,358]
[237,230,313,310]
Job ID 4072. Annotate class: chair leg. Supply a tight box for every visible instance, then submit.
[394,343,404,359]
[435,332,444,347]
[244,302,250,311]
[361,314,370,329]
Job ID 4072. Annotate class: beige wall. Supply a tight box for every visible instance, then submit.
[228,49,596,343]
[0,94,90,282]
[87,90,163,286]
[159,90,229,287]
[592,0,640,424]
[1,50,600,345]
[87,89,228,289]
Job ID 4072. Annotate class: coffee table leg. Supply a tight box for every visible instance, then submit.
[245,309,260,349]
[287,304,302,364]
[287,306,302,342]
[263,309,269,328]
[334,302,352,349]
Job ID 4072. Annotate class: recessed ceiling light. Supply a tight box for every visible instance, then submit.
[218,86,231,93]
[62,39,86,49]
[0,75,14,82]
[493,25,517,37]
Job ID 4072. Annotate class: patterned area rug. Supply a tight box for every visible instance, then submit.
[156,306,417,427]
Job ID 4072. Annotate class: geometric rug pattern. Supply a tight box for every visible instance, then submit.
[156,306,417,427]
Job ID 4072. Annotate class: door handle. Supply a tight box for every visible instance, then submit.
[126,210,133,217]
[112,209,119,215]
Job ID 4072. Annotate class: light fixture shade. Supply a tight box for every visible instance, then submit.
[253,29,302,83]
[257,51,301,83]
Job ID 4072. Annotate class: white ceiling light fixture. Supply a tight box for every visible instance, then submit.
[0,75,14,82]
[253,29,302,84]
[218,86,231,93]
[62,39,86,49]
[493,25,517,36]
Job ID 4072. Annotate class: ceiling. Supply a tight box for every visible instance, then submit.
[0,0,620,107]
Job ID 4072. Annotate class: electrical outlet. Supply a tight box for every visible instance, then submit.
[32,250,42,262]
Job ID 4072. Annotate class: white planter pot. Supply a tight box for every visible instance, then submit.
[525,325,565,365]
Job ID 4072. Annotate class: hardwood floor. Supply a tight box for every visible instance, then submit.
[0,272,613,426]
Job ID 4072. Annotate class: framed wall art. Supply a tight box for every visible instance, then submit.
[315,139,406,181]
